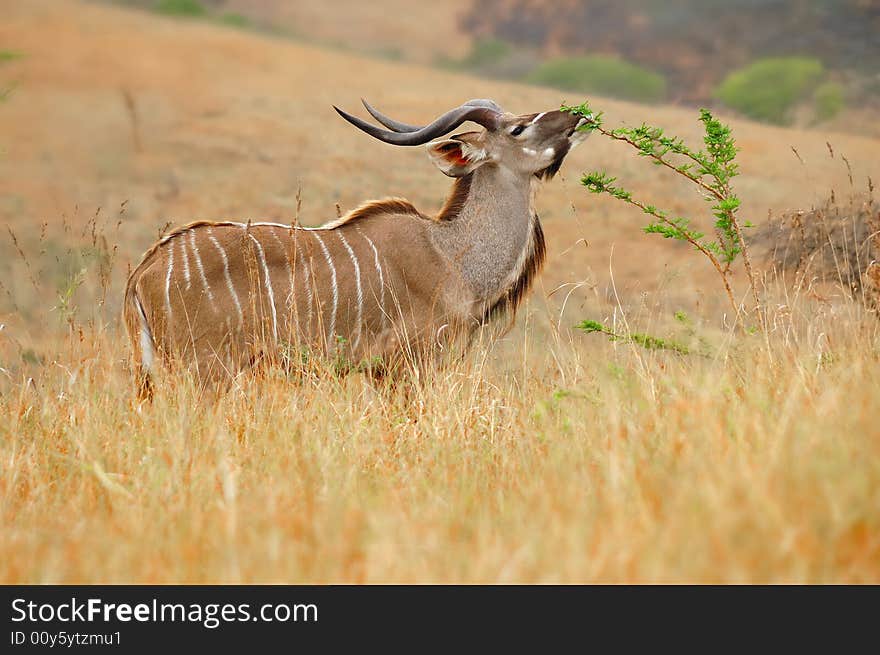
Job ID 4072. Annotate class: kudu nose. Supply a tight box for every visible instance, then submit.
[532,109,582,135]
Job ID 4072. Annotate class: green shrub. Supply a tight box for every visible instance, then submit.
[218,13,251,29]
[715,57,824,125]
[153,0,207,17]
[439,39,513,72]
[372,47,404,62]
[439,38,536,79]
[458,39,513,70]
[813,81,845,122]
[0,51,21,102]
[526,55,666,103]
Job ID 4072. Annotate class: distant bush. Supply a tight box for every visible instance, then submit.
[526,56,666,104]
[438,38,537,80]
[715,57,824,125]
[0,50,23,63]
[458,38,513,70]
[153,0,207,18]
[0,50,21,103]
[218,13,251,29]
[371,47,404,62]
[813,81,845,122]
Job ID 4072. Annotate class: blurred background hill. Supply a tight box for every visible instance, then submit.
[461,1,880,104]
[106,0,880,132]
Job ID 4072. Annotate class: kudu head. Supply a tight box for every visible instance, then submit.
[334,99,591,180]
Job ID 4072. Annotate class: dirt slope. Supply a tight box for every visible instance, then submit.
[221,0,472,63]
[1,0,878,325]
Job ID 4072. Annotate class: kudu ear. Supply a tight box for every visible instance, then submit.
[426,133,488,177]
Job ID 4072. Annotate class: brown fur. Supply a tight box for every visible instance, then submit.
[324,198,428,228]
[123,216,460,396]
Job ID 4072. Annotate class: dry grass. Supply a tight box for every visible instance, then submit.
[757,193,880,311]
[2,197,879,583]
[1,0,879,583]
[2,272,879,583]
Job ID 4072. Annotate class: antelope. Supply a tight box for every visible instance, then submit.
[123,99,590,396]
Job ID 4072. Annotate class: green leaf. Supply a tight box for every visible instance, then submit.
[0,50,24,63]
[576,320,607,334]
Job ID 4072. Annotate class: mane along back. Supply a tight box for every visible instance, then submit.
[321,198,427,229]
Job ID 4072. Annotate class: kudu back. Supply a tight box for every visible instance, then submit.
[123,99,590,396]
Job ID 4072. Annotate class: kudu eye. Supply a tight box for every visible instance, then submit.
[509,125,525,137]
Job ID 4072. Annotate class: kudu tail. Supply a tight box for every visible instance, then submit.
[122,272,156,401]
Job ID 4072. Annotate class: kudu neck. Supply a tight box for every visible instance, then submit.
[432,164,536,311]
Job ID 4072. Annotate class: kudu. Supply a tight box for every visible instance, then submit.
[123,99,590,396]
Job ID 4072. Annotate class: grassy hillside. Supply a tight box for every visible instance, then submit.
[105,0,472,63]
[1,0,878,582]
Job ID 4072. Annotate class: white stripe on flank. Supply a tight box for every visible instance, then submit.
[303,261,313,334]
[248,233,278,344]
[164,243,174,318]
[270,228,299,335]
[356,226,385,328]
[135,296,154,371]
[179,234,191,290]
[337,231,363,349]
[158,221,353,241]
[208,228,243,326]
[189,230,215,303]
[311,231,337,344]
[269,229,295,304]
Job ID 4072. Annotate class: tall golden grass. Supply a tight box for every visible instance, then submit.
[1,201,878,584]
